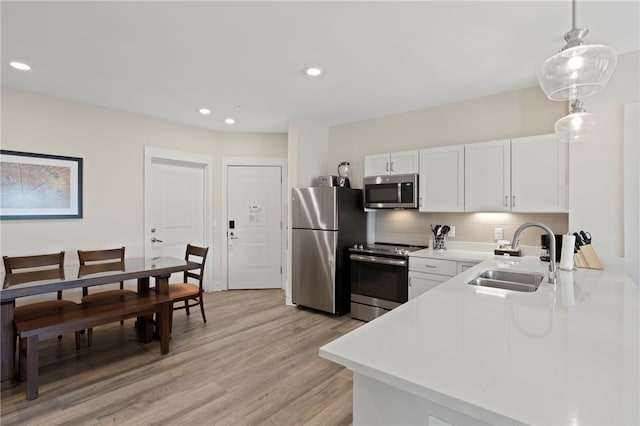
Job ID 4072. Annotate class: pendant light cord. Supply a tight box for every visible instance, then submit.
[572,0,577,30]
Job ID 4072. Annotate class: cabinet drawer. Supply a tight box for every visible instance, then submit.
[409,258,456,276]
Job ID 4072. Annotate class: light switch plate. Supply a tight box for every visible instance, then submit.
[449,226,455,237]
[494,227,503,240]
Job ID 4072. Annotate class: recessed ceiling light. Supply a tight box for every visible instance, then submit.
[304,66,324,77]
[9,61,31,71]
[199,108,211,115]
[224,118,235,125]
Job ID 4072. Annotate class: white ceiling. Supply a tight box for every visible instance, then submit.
[2,1,638,133]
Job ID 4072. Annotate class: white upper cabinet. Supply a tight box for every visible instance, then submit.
[419,145,465,212]
[365,150,419,176]
[464,135,568,213]
[364,153,391,176]
[465,139,511,212]
[511,134,568,212]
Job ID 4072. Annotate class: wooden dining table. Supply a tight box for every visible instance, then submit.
[0,256,198,390]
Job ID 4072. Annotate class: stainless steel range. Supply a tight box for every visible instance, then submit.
[349,243,425,322]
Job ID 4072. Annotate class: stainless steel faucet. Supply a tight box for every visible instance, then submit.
[512,222,557,284]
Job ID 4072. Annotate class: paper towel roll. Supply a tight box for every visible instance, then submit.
[559,234,576,270]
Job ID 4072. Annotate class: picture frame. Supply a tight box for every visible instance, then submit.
[0,150,83,220]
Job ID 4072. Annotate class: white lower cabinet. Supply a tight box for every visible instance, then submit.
[409,271,449,299]
[409,257,480,299]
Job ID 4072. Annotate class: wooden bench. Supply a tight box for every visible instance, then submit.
[14,292,171,400]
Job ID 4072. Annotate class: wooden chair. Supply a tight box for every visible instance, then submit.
[155,244,209,331]
[3,252,81,371]
[78,247,132,346]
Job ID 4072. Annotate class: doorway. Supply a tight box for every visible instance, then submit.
[144,147,214,290]
[222,158,286,290]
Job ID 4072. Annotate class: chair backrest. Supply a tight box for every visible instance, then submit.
[3,251,65,273]
[78,247,125,265]
[184,244,209,289]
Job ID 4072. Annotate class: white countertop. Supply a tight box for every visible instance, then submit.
[409,247,494,263]
[320,256,640,425]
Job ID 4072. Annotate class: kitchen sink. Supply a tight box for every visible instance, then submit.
[467,269,545,292]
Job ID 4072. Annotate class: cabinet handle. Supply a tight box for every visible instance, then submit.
[390,162,394,172]
[408,276,412,286]
[425,264,436,269]
[386,162,389,172]
[504,195,508,207]
[512,195,516,207]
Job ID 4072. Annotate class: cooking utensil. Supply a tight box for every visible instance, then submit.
[441,225,450,235]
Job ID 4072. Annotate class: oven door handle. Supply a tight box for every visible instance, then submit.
[350,254,407,267]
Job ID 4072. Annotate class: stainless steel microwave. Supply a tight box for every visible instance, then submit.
[363,173,419,209]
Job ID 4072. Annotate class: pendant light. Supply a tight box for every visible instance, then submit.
[538,0,617,101]
[554,99,599,142]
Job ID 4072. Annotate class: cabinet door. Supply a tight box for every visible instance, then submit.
[364,153,391,176]
[511,134,568,212]
[390,150,419,175]
[465,140,510,212]
[419,145,464,212]
[408,271,448,299]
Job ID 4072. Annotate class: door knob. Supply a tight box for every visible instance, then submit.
[151,237,163,243]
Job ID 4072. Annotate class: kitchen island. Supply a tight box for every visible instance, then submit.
[320,256,639,425]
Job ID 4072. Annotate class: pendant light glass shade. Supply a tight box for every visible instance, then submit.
[539,43,617,100]
[554,99,599,142]
[538,0,617,101]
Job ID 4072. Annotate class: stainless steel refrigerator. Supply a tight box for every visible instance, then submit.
[291,187,366,314]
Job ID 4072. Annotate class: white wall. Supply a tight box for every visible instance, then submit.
[328,51,640,259]
[624,103,639,286]
[288,118,329,188]
[569,51,640,259]
[0,87,287,291]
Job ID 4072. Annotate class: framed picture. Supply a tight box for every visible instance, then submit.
[0,150,83,220]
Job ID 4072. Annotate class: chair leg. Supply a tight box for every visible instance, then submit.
[75,332,81,350]
[184,300,190,316]
[88,328,93,348]
[199,297,207,323]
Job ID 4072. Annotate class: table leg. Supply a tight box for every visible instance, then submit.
[154,274,172,348]
[1,301,16,389]
[135,277,151,339]
[160,303,171,354]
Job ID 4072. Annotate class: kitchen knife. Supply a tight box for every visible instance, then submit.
[573,232,588,268]
[579,230,592,244]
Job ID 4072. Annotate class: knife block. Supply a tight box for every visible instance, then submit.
[575,244,603,270]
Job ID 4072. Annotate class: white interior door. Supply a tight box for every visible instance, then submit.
[227,165,282,289]
[145,147,212,288]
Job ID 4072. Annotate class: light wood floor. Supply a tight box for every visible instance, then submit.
[1,290,363,425]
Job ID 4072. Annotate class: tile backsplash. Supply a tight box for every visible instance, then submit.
[374,211,569,247]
